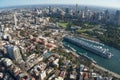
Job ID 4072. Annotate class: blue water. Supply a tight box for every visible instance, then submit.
[63,38,120,75]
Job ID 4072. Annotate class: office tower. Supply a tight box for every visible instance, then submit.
[5,45,23,61]
[37,9,40,15]
[14,12,18,29]
[115,10,120,26]
[81,11,85,18]
[49,6,52,13]
[65,8,69,13]
[76,3,78,13]
[1,25,4,32]
[104,10,110,22]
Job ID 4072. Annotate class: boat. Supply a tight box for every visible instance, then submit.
[63,36,113,59]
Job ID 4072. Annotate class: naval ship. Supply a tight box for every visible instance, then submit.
[63,36,113,59]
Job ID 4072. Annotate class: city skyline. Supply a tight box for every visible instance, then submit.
[0,0,120,79]
[0,0,120,9]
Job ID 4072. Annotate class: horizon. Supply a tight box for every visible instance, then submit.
[0,4,120,10]
[0,0,120,9]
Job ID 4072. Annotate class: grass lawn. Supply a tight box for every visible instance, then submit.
[76,29,86,33]
[58,22,68,29]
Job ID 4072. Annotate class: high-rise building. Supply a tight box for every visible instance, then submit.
[84,7,89,19]
[5,45,23,61]
[115,10,120,26]
[75,0,79,15]
[14,12,18,29]
[104,10,110,23]
[1,25,4,32]
[49,6,52,13]
[81,11,85,18]
[76,3,78,13]
[65,8,69,13]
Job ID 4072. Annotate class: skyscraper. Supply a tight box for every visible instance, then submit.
[76,3,78,13]
[104,10,110,23]
[49,6,52,13]
[65,8,69,13]
[5,45,23,61]
[14,12,18,29]
[115,10,120,26]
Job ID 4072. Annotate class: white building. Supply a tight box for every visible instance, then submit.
[40,71,46,80]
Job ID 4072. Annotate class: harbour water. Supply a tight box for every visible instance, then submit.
[63,37,120,75]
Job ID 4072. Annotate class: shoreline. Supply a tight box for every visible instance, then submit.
[68,48,120,79]
[91,63,120,79]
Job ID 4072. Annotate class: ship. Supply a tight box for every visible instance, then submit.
[63,36,113,59]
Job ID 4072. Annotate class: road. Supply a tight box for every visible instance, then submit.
[92,63,120,79]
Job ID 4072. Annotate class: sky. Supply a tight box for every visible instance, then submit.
[0,0,120,8]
